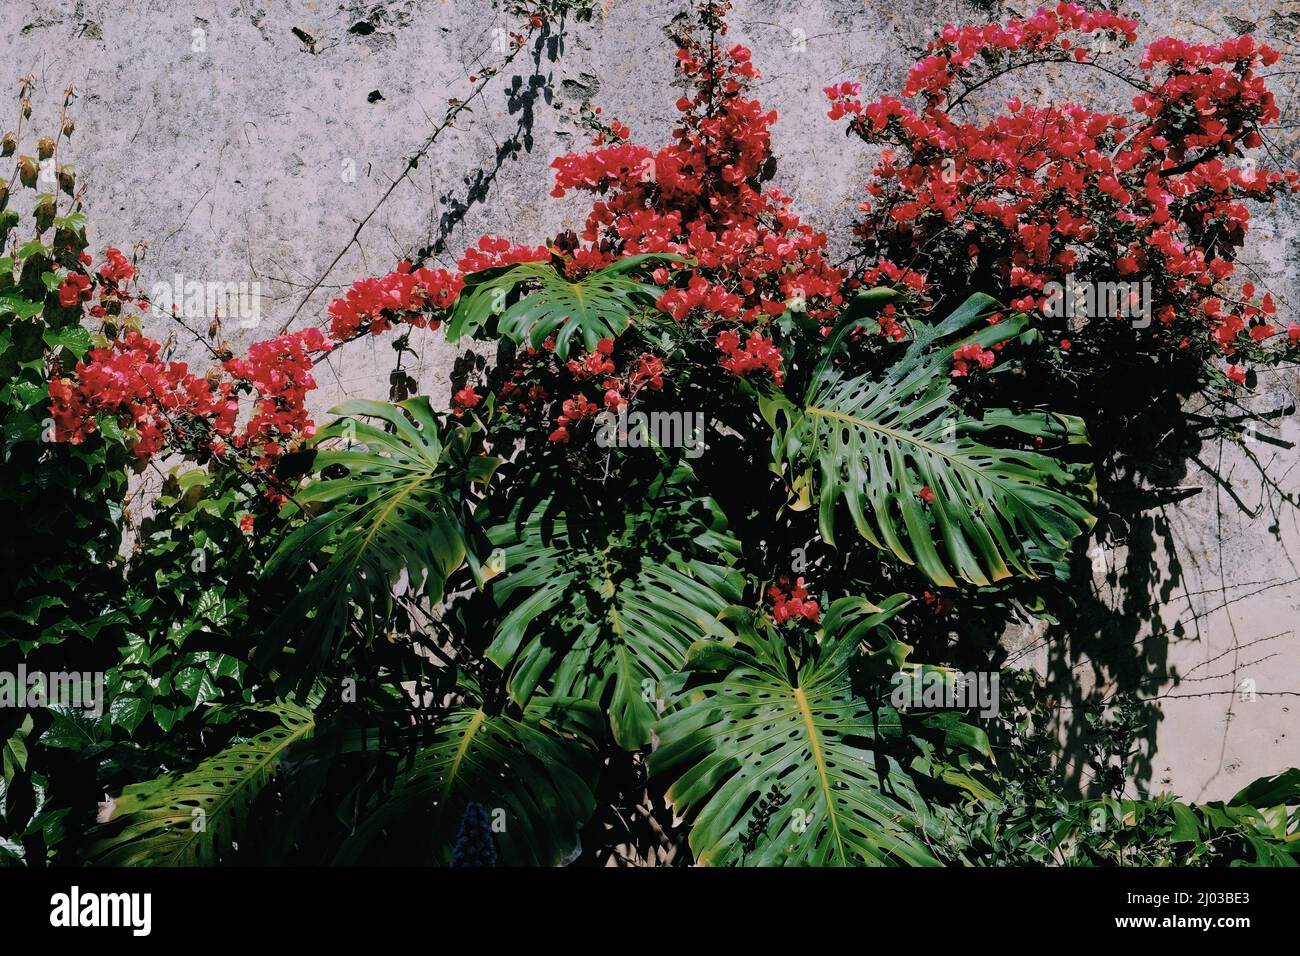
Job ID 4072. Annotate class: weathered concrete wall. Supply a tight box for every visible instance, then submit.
[4,0,1298,800]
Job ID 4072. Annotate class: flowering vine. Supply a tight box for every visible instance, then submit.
[824,2,1297,388]
[46,1,1299,499]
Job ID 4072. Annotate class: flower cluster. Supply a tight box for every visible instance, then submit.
[50,246,341,484]
[456,235,551,275]
[901,5,1140,105]
[50,229,554,476]
[950,343,995,378]
[57,271,92,308]
[463,3,850,446]
[50,275,334,487]
[219,328,332,469]
[826,3,1298,386]
[97,246,135,288]
[50,329,224,460]
[547,1,844,370]
[716,330,784,385]
[53,2,1298,490]
[451,385,482,417]
[767,576,820,624]
[494,334,670,445]
[325,238,550,341]
[326,262,462,340]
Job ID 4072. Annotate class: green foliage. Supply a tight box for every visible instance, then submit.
[484,465,742,749]
[940,676,1300,866]
[10,118,1298,868]
[651,599,983,866]
[0,216,128,656]
[86,703,315,865]
[958,775,1300,867]
[0,201,134,863]
[447,253,682,358]
[108,467,269,737]
[263,397,499,689]
[762,293,1097,587]
[336,696,600,866]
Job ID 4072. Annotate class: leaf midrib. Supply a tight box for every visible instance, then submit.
[345,467,437,570]
[440,708,488,809]
[599,550,637,728]
[159,711,313,864]
[792,684,848,865]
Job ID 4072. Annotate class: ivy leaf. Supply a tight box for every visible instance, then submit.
[43,325,93,359]
[0,292,43,319]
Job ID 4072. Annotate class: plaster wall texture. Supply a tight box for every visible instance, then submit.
[3,0,1298,800]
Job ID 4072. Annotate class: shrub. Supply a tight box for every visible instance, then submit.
[7,1,1298,866]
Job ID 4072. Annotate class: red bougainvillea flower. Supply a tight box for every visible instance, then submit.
[951,343,995,377]
[50,2,1300,490]
[476,7,845,443]
[97,246,135,286]
[451,386,481,417]
[549,7,842,326]
[718,331,784,385]
[50,250,338,484]
[767,576,820,624]
[58,272,92,308]
[49,228,541,483]
[825,2,1298,386]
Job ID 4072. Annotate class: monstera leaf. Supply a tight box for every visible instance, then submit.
[263,397,498,682]
[761,292,1096,587]
[446,253,683,358]
[335,697,601,866]
[86,703,314,865]
[484,466,742,750]
[652,598,990,867]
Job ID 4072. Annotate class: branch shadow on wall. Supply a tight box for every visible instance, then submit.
[998,356,1294,799]
[411,23,568,267]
